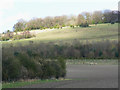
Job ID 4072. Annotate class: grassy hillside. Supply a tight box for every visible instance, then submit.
[35,23,118,41]
[2,23,118,59]
[2,23,118,47]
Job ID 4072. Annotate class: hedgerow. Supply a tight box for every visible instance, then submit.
[2,39,118,82]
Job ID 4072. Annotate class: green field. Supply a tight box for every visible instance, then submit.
[2,23,118,47]
[35,23,118,41]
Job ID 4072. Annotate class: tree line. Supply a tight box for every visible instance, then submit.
[13,10,119,32]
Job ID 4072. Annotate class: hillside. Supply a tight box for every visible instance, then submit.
[2,23,118,47]
[2,23,118,83]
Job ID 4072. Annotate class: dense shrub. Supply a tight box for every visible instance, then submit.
[0,36,10,41]
[2,45,66,82]
[2,57,21,81]
[111,22,115,24]
[70,25,74,28]
[80,22,89,27]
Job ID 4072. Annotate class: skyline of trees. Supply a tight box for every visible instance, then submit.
[2,10,119,33]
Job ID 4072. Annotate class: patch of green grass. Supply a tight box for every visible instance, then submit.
[2,79,69,88]
[34,23,117,41]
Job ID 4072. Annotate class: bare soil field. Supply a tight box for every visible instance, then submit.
[20,64,118,88]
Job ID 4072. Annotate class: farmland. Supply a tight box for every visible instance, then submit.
[2,23,118,88]
[3,64,118,88]
[1,0,119,88]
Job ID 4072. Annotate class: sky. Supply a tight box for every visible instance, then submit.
[0,0,119,33]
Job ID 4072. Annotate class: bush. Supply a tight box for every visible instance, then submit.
[2,45,66,82]
[54,25,60,29]
[57,57,66,77]
[1,35,10,41]
[80,22,89,27]
[1,31,35,41]
[2,56,21,81]
[70,25,74,28]
[111,22,115,24]
[62,24,65,27]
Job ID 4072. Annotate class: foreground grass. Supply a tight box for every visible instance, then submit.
[2,79,70,88]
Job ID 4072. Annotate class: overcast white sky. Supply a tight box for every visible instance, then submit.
[0,0,119,33]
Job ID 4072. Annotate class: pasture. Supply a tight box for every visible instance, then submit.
[2,23,118,47]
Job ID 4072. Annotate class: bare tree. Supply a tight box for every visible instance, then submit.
[92,11,103,24]
[77,14,85,26]
[13,19,26,32]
